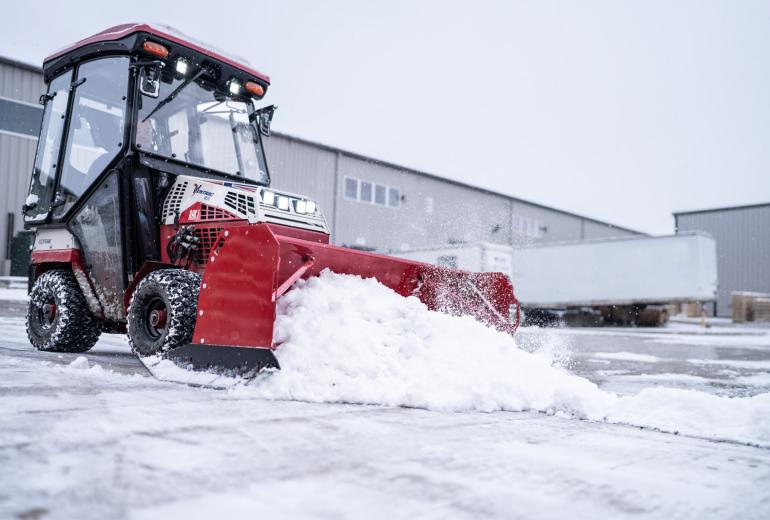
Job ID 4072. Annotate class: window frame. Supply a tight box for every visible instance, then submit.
[343,175,401,209]
[51,55,132,222]
[130,66,271,187]
[24,69,74,224]
[343,176,359,200]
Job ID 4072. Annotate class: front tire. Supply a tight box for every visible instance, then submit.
[26,270,102,353]
[127,269,201,357]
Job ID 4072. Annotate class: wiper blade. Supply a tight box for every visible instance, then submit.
[142,68,205,123]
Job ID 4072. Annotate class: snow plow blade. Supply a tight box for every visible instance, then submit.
[164,223,519,378]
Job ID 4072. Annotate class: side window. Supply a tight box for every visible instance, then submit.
[55,57,129,219]
[24,71,72,222]
[70,172,125,321]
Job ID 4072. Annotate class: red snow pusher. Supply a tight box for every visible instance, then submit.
[23,23,520,378]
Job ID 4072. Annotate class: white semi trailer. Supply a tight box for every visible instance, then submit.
[389,232,718,326]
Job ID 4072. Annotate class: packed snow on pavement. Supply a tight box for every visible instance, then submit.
[1,271,770,519]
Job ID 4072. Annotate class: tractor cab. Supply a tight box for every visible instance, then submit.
[23,24,283,330]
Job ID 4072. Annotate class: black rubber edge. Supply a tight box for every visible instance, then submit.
[167,343,280,373]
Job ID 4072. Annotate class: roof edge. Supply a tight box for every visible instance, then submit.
[673,201,770,217]
[0,55,41,74]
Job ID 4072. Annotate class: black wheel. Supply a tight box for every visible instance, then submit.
[26,270,102,353]
[127,269,201,357]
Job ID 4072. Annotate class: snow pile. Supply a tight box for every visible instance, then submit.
[68,356,91,369]
[244,271,770,446]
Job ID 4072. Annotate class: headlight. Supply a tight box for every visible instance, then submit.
[262,190,275,205]
[175,58,189,76]
[229,80,241,95]
[277,196,290,211]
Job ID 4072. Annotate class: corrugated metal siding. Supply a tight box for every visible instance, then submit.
[0,61,43,104]
[0,61,43,273]
[676,205,770,317]
[0,134,37,265]
[262,135,337,229]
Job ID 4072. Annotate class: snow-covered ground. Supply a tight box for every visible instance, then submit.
[1,273,770,519]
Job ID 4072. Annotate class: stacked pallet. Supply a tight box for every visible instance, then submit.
[732,292,770,322]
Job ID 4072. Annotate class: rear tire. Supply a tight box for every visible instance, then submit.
[26,270,102,353]
[127,269,201,357]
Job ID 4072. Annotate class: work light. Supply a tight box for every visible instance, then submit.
[262,190,276,205]
[175,58,189,75]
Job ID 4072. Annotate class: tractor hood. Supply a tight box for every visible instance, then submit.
[161,176,329,235]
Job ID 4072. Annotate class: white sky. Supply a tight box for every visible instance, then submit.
[2,0,768,234]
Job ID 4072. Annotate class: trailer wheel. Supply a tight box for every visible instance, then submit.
[26,270,102,353]
[127,269,201,357]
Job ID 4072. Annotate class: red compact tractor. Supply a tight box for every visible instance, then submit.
[23,24,519,376]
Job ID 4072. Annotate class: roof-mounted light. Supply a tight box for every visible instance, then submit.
[228,79,241,96]
[244,81,265,97]
[175,58,189,75]
[142,41,169,59]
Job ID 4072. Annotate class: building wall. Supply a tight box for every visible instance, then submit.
[0,56,639,275]
[676,204,770,317]
[264,133,640,251]
[0,58,44,274]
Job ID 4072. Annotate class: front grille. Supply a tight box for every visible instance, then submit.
[162,181,188,221]
[224,191,256,216]
[194,227,224,264]
[198,204,238,221]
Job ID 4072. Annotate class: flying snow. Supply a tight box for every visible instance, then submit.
[238,270,770,447]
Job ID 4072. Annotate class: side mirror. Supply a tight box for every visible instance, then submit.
[139,63,161,98]
[251,105,277,136]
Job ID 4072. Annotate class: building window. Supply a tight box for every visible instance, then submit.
[513,214,544,238]
[344,177,358,199]
[343,176,401,209]
[388,187,400,207]
[374,184,387,205]
[360,181,373,202]
[0,97,43,138]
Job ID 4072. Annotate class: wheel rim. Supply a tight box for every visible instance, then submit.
[144,297,168,339]
[36,297,57,330]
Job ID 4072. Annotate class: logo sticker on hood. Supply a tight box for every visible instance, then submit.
[193,183,215,200]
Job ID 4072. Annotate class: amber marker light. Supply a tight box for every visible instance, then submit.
[244,81,265,97]
[142,41,169,59]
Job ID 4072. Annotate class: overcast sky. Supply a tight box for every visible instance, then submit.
[2,0,768,234]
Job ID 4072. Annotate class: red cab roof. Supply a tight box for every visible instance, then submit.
[45,23,270,84]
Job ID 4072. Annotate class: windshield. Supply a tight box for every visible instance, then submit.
[135,73,269,185]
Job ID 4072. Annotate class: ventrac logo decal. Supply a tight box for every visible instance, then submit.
[192,183,215,200]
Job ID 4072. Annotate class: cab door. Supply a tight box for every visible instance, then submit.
[23,70,73,223]
[55,56,131,321]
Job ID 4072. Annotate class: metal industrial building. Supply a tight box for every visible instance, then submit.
[675,203,770,317]
[0,55,638,275]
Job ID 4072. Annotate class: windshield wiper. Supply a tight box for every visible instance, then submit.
[142,68,206,123]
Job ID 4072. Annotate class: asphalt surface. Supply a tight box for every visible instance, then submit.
[1,300,769,519]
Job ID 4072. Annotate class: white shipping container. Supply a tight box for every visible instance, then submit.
[511,232,718,307]
[390,232,718,309]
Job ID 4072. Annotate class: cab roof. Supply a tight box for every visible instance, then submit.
[44,23,270,85]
